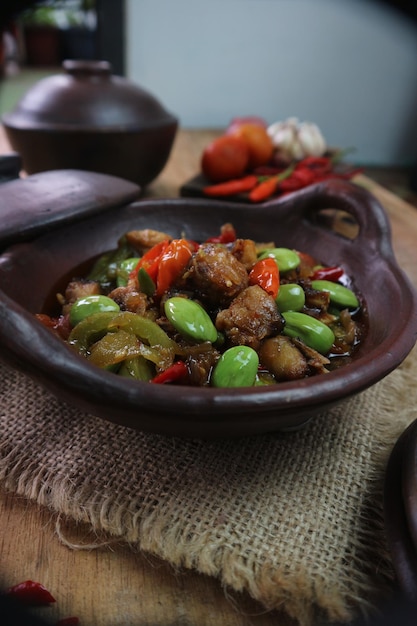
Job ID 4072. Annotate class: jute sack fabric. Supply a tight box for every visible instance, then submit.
[1,347,417,626]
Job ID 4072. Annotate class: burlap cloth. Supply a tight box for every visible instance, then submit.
[1,346,417,626]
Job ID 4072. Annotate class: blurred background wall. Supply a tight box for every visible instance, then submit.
[125,0,417,167]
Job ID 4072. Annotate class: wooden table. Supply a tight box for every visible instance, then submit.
[0,127,416,626]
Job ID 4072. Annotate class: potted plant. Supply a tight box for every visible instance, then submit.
[20,1,62,67]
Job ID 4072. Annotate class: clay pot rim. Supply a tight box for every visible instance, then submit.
[2,112,179,134]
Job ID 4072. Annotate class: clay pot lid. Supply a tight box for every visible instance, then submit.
[2,60,178,132]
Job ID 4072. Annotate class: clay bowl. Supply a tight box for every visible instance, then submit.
[0,177,416,438]
[1,60,178,187]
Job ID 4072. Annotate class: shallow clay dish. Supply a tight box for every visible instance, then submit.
[0,177,416,438]
[2,60,178,187]
[402,419,417,553]
[384,423,417,600]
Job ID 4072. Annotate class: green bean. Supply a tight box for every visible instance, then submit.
[258,247,300,273]
[311,279,359,309]
[164,297,218,343]
[211,346,259,388]
[137,267,156,296]
[282,311,335,354]
[116,257,140,287]
[276,284,305,312]
[87,236,132,286]
[69,295,120,327]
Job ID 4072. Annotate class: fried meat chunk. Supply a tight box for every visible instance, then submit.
[185,243,249,306]
[59,279,101,315]
[216,285,284,350]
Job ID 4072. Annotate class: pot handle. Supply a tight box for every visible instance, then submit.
[264,178,393,255]
[0,169,141,250]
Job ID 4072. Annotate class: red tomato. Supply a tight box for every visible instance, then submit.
[227,115,268,134]
[201,135,249,182]
[227,122,274,169]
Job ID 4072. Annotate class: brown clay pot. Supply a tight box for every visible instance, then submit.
[2,60,178,187]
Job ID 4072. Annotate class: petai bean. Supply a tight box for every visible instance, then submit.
[311,279,359,309]
[276,283,305,312]
[211,346,259,388]
[258,247,300,273]
[69,295,120,327]
[282,311,335,354]
[164,297,218,343]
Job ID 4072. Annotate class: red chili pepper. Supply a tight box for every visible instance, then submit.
[55,618,80,626]
[156,239,193,297]
[306,166,363,183]
[249,164,295,203]
[203,174,258,197]
[249,258,280,299]
[249,176,279,203]
[278,167,316,192]
[311,265,344,281]
[151,360,189,384]
[298,156,332,173]
[132,240,170,283]
[5,580,56,606]
[206,223,237,244]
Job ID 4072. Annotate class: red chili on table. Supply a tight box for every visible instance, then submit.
[248,163,295,203]
[248,176,279,203]
[203,174,258,197]
[5,580,56,606]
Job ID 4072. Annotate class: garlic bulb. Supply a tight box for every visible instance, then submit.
[267,117,327,162]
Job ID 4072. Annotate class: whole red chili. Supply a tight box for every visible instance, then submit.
[298,155,333,173]
[151,360,189,384]
[5,580,56,606]
[311,265,344,281]
[249,258,280,299]
[132,239,170,283]
[203,174,258,197]
[249,176,279,203]
[156,239,193,297]
[278,167,316,193]
[249,164,295,203]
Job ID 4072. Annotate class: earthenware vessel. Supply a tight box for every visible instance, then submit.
[2,60,178,186]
